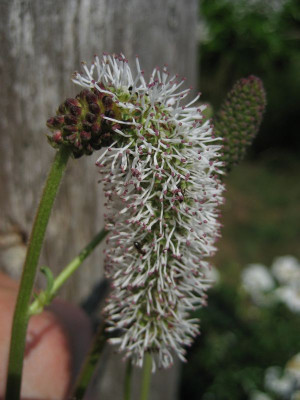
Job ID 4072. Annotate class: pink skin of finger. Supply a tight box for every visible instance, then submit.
[0,273,93,400]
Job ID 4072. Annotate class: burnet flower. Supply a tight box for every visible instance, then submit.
[71,54,225,371]
[214,75,266,172]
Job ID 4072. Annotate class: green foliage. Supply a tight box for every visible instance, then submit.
[31,266,55,315]
[199,0,300,153]
[180,284,300,399]
[217,154,300,277]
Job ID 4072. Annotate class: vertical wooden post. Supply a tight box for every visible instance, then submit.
[0,1,198,398]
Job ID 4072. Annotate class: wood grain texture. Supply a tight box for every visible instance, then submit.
[0,0,198,398]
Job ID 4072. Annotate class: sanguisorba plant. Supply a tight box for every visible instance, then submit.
[50,54,225,371]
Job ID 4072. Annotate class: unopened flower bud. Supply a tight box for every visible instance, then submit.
[80,131,91,141]
[86,112,96,123]
[52,130,62,144]
[91,122,101,135]
[85,92,98,103]
[89,103,100,114]
[65,98,80,108]
[47,86,120,157]
[105,110,115,118]
[63,125,77,135]
[214,75,266,172]
[70,105,82,116]
[46,116,64,129]
[102,96,113,107]
[64,114,78,125]
[57,106,64,115]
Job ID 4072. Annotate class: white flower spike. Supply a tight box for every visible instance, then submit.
[73,54,225,371]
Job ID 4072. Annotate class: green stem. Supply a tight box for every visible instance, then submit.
[72,322,107,399]
[124,359,133,400]
[5,147,70,400]
[140,354,152,400]
[29,228,108,315]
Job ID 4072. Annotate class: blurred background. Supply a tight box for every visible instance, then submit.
[180,0,300,399]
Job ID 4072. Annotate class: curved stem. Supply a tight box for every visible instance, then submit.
[5,147,70,400]
[29,228,108,315]
[124,359,133,400]
[72,322,107,400]
[140,353,152,400]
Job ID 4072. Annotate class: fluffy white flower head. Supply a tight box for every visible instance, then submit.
[73,54,225,371]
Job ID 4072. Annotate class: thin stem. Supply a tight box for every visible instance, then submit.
[72,322,107,400]
[124,359,133,400]
[29,228,108,315]
[140,354,152,400]
[5,147,70,400]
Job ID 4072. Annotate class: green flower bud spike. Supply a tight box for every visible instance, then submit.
[214,75,266,172]
[47,85,121,158]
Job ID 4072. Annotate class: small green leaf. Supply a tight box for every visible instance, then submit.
[40,265,54,294]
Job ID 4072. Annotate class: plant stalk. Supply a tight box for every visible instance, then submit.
[72,322,107,399]
[29,228,108,315]
[124,359,133,400]
[140,353,152,400]
[5,147,70,400]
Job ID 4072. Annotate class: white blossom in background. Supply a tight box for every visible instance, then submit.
[271,256,300,286]
[250,391,273,400]
[242,263,275,292]
[241,263,275,305]
[274,286,300,313]
[264,354,300,399]
[292,391,300,400]
[205,265,221,287]
[286,354,300,400]
[265,366,295,397]
[241,256,300,312]
[271,256,300,313]
[286,353,300,382]
[250,354,300,400]
[73,54,224,370]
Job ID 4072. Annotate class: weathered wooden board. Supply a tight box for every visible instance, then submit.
[0,0,198,398]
